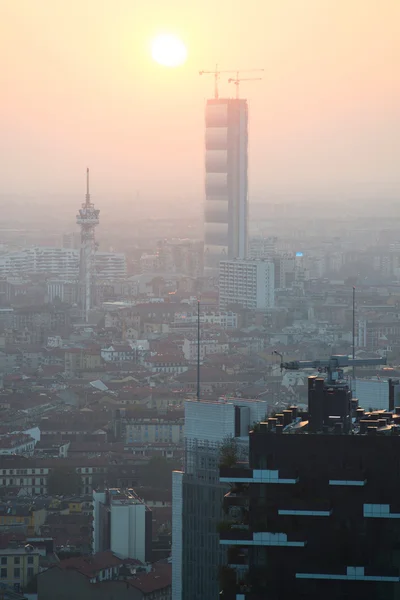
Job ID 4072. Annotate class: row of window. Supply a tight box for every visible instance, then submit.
[3,469,45,476]
[2,478,44,486]
[0,567,34,579]
[1,556,34,565]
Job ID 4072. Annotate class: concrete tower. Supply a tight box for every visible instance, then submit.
[204,98,248,277]
[76,168,100,321]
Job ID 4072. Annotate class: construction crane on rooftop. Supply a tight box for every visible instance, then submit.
[273,352,387,386]
[228,70,264,99]
[199,65,263,99]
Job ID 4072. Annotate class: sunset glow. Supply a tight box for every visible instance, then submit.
[151,34,187,68]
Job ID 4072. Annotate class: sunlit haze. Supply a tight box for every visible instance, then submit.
[151,35,187,68]
[0,0,399,202]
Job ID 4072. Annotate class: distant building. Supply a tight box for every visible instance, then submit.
[124,415,184,445]
[38,551,145,600]
[0,433,36,455]
[248,236,277,259]
[219,259,275,310]
[92,488,152,563]
[0,247,126,281]
[0,545,40,593]
[204,99,248,277]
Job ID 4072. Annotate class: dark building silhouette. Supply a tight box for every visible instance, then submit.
[219,377,400,599]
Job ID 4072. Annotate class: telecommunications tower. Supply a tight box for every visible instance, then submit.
[76,168,100,322]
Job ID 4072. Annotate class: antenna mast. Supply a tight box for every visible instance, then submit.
[197,300,201,401]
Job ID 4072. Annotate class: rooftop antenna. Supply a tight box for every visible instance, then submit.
[228,69,264,99]
[353,286,356,394]
[86,167,90,206]
[197,300,201,401]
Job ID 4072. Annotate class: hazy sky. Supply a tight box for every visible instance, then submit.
[1,0,399,200]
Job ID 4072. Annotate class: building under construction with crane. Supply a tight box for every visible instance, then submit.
[200,67,262,277]
[76,168,100,322]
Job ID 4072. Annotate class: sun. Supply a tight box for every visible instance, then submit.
[151,34,187,68]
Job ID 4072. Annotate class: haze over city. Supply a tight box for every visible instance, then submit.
[1,0,400,203]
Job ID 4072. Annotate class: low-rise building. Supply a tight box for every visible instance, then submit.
[124,417,184,445]
[0,546,40,593]
[0,434,36,456]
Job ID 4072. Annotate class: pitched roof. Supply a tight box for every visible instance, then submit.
[128,563,171,594]
[58,551,122,578]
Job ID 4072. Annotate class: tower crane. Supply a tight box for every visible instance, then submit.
[199,65,263,99]
[228,70,264,99]
[273,352,387,386]
[199,65,237,99]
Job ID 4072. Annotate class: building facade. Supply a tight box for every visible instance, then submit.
[219,380,400,599]
[0,547,40,593]
[172,398,267,600]
[204,99,248,277]
[219,259,275,310]
[92,488,152,563]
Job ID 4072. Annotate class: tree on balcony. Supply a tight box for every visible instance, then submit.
[219,436,239,468]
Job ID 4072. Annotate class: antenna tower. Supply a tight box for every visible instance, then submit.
[76,168,100,322]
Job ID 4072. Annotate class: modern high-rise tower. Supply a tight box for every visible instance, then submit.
[76,168,100,321]
[204,98,248,277]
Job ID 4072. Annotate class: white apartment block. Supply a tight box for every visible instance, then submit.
[93,488,151,562]
[173,311,238,329]
[0,247,126,280]
[125,418,184,444]
[219,259,275,310]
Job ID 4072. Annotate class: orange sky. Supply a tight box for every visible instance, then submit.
[0,0,399,200]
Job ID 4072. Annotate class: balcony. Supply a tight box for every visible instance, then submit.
[220,467,298,485]
[220,531,306,547]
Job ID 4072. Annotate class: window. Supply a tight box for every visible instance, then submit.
[27,567,34,579]
[27,556,34,565]
[1,557,7,565]
[0,568,6,578]
[14,568,20,578]
[14,558,20,565]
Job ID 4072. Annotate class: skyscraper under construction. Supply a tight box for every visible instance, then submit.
[204,98,248,277]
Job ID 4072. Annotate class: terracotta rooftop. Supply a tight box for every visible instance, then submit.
[58,551,122,578]
[128,563,172,594]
